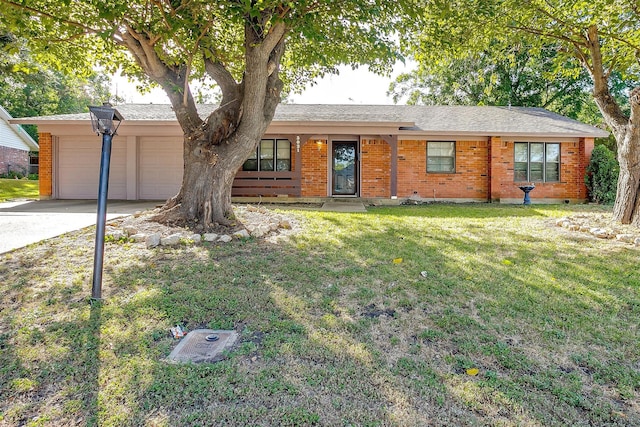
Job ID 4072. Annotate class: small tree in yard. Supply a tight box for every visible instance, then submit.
[1,0,416,229]
[585,145,619,205]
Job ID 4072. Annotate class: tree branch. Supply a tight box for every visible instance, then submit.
[119,25,202,134]
[585,25,629,133]
[1,0,99,34]
[204,59,239,99]
[261,21,287,56]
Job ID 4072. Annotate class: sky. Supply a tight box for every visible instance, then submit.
[112,63,414,105]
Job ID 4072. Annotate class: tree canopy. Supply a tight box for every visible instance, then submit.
[390,43,597,117]
[0,30,112,139]
[404,0,640,224]
[1,0,410,98]
[0,0,417,227]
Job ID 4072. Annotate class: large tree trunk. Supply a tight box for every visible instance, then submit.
[611,106,640,225]
[121,19,287,230]
[161,130,263,230]
[584,25,640,225]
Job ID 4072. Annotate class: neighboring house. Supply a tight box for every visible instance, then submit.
[12,104,608,203]
[0,105,39,176]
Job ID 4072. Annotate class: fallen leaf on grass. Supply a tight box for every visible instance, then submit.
[466,368,479,376]
[393,258,403,264]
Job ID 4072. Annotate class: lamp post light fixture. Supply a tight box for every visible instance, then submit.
[89,103,123,300]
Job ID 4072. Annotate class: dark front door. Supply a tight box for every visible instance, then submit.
[332,141,358,196]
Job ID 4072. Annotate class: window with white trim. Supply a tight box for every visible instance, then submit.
[243,139,291,171]
[514,142,560,182]
[427,141,456,173]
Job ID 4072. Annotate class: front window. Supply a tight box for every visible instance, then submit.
[243,139,291,171]
[427,141,456,173]
[514,142,560,182]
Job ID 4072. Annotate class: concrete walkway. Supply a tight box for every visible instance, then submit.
[320,201,367,213]
[0,200,159,254]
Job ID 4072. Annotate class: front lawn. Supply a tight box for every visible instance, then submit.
[0,178,39,202]
[0,203,638,426]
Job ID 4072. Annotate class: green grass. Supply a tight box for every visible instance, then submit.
[0,178,39,202]
[0,203,639,426]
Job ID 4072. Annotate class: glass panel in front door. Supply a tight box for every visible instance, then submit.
[333,142,357,195]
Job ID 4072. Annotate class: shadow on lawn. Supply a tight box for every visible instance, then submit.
[0,206,638,426]
[99,217,637,425]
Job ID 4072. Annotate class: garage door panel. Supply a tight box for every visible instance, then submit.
[139,137,183,199]
[57,138,126,199]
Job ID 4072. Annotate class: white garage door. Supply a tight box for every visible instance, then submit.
[139,137,183,200]
[57,137,127,199]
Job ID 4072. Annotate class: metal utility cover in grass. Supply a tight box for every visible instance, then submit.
[166,329,239,364]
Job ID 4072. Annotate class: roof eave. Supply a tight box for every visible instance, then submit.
[399,130,609,139]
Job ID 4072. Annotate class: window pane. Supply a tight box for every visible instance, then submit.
[276,139,291,171]
[428,141,454,157]
[530,162,543,181]
[428,157,454,172]
[514,143,528,162]
[546,143,560,162]
[545,163,559,181]
[514,162,528,181]
[242,148,258,171]
[530,143,544,162]
[260,139,274,171]
[427,142,455,172]
[276,159,291,171]
[242,159,258,171]
[276,140,291,160]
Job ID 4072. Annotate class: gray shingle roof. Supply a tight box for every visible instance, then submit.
[11,104,609,138]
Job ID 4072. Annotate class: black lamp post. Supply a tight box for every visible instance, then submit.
[89,103,123,300]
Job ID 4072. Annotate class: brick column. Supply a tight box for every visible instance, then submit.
[38,132,53,199]
[578,137,595,200]
[489,136,503,202]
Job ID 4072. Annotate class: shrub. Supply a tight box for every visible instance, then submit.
[585,145,618,204]
[0,170,25,179]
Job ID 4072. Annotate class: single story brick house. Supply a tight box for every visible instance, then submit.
[1,105,39,176]
[12,104,608,204]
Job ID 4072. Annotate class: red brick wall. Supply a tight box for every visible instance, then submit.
[360,139,391,198]
[242,134,593,201]
[38,133,52,198]
[491,139,592,201]
[300,139,328,197]
[489,136,510,201]
[0,146,29,175]
[397,140,489,199]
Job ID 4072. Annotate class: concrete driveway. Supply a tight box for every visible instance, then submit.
[0,200,160,254]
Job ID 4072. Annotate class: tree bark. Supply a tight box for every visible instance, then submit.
[583,25,640,225]
[611,89,640,225]
[118,16,286,230]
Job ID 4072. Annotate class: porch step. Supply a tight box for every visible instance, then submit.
[320,202,367,213]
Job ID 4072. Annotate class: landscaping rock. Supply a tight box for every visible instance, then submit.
[189,234,202,243]
[123,226,138,236]
[590,228,611,239]
[233,229,250,239]
[146,233,161,248]
[203,233,219,242]
[279,220,292,230]
[616,234,635,243]
[130,233,147,243]
[219,235,232,243]
[161,233,182,246]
